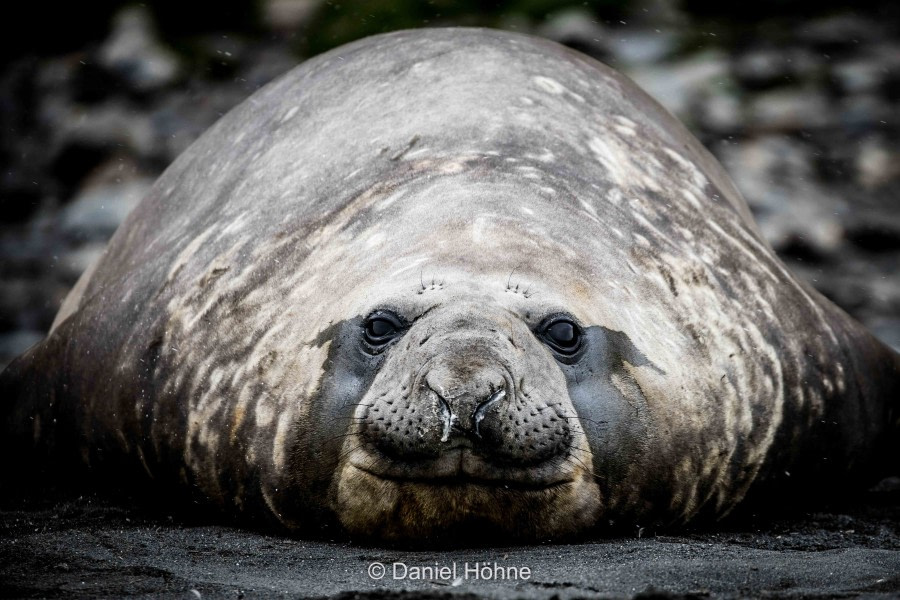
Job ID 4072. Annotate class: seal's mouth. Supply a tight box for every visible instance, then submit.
[348,448,575,491]
[351,463,573,492]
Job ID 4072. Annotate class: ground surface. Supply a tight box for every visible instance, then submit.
[2,485,899,599]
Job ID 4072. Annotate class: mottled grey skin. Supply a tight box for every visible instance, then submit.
[2,28,898,542]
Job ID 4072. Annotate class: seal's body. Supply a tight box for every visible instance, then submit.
[2,28,897,542]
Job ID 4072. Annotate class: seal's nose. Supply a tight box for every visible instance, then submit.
[431,385,507,442]
[424,361,507,442]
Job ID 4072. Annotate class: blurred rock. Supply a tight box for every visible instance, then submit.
[98,6,181,92]
[0,279,38,328]
[870,475,900,493]
[0,276,67,332]
[626,49,730,119]
[812,255,900,323]
[149,85,254,161]
[868,41,900,94]
[733,48,790,89]
[837,94,894,131]
[747,88,833,132]
[44,99,158,166]
[606,28,679,66]
[262,0,320,32]
[715,135,845,256]
[37,53,122,106]
[0,330,44,370]
[692,89,742,132]
[864,273,900,320]
[833,59,888,96]
[239,46,299,90]
[844,212,900,252]
[537,8,610,60]
[195,34,247,79]
[732,47,824,90]
[855,136,900,190]
[0,172,43,224]
[60,178,153,241]
[799,15,882,53]
[59,242,106,284]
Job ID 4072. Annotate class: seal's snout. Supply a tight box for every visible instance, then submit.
[424,359,508,442]
[359,333,574,477]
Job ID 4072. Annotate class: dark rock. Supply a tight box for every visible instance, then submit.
[194,34,247,80]
[799,15,883,53]
[48,140,113,195]
[866,318,900,353]
[837,94,895,132]
[0,330,44,371]
[0,277,67,332]
[844,218,900,253]
[0,176,43,224]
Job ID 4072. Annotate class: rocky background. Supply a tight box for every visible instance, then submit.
[1,0,899,370]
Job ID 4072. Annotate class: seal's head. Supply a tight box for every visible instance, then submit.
[333,292,607,542]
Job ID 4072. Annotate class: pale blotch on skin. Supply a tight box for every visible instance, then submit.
[280,106,299,123]
[532,75,586,103]
[588,136,662,193]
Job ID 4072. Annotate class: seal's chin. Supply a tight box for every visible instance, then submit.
[332,452,603,543]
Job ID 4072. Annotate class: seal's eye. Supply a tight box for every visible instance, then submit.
[548,322,575,344]
[539,316,583,356]
[363,312,404,348]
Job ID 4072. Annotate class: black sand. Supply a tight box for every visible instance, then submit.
[2,483,898,599]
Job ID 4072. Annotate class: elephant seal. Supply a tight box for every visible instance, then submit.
[2,28,898,543]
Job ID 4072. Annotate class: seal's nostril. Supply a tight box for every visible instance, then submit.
[437,394,456,443]
[473,388,506,438]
